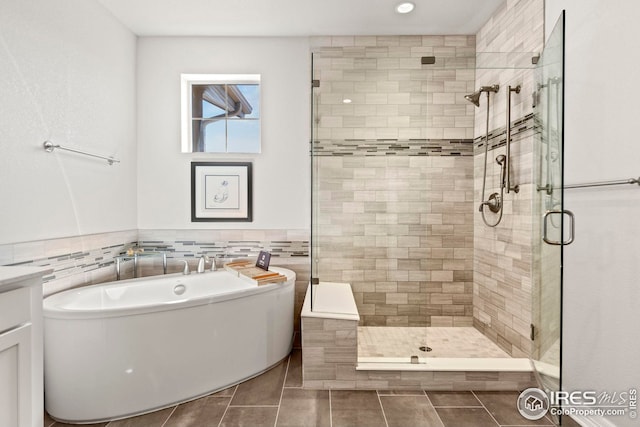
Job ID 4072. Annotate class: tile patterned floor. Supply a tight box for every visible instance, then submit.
[358,326,511,358]
[44,333,577,427]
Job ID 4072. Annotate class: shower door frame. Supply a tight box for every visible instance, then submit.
[532,10,566,410]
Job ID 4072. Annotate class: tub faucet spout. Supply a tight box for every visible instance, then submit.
[197,255,210,273]
[181,260,190,275]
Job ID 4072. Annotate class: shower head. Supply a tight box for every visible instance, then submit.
[464,84,500,107]
[464,91,482,107]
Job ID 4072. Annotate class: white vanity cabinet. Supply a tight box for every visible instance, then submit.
[0,267,50,427]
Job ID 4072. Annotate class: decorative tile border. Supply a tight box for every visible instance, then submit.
[137,238,309,260]
[312,139,474,157]
[137,229,310,261]
[1,229,309,291]
[9,243,133,283]
[473,113,535,153]
[0,230,138,284]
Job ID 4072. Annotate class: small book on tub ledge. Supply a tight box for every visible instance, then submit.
[223,260,287,286]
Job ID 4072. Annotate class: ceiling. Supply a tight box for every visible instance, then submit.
[96,0,505,37]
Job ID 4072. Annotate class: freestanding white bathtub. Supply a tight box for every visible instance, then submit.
[43,266,295,424]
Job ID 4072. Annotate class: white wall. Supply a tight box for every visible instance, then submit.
[136,37,310,230]
[0,0,137,245]
[545,2,640,426]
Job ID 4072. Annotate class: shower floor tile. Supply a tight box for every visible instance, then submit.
[357,327,511,359]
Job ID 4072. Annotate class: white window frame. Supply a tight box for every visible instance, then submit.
[180,73,261,153]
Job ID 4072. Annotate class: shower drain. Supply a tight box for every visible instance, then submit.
[419,346,432,352]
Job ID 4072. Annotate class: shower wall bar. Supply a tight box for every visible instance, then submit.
[505,85,521,193]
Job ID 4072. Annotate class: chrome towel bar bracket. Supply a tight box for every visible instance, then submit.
[43,141,120,165]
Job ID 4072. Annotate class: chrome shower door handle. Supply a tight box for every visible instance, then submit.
[543,210,575,245]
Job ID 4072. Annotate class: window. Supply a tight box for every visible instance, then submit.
[181,74,261,153]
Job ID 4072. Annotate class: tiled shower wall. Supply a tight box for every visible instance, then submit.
[311,35,476,141]
[312,35,476,327]
[315,154,474,327]
[472,0,544,357]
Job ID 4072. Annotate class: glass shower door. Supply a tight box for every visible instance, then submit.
[532,11,566,396]
[310,52,321,309]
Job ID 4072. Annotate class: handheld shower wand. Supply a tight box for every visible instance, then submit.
[465,84,503,227]
[496,154,507,189]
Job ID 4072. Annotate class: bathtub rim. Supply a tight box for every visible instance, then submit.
[43,266,295,320]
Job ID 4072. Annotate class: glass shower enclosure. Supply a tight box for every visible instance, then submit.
[309,27,565,390]
[532,11,566,398]
[309,44,478,359]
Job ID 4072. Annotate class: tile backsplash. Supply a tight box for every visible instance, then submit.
[0,229,310,301]
[0,230,137,295]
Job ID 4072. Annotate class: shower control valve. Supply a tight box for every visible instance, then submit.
[479,193,502,213]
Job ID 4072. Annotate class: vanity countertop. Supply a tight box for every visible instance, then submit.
[0,266,52,292]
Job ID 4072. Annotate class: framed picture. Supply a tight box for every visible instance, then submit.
[191,162,252,222]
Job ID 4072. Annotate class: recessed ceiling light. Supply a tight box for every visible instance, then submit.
[395,2,415,14]
[342,98,352,104]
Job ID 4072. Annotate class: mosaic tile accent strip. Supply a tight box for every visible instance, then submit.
[137,229,309,262]
[472,113,535,153]
[137,239,308,260]
[4,236,308,285]
[0,229,310,300]
[9,244,132,283]
[0,230,138,285]
[312,139,474,157]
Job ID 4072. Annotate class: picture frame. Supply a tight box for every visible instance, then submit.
[191,162,252,222]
